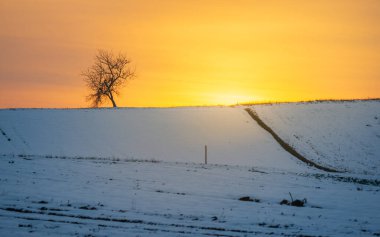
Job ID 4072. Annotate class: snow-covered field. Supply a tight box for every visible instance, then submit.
[1,155,380,236]
[1,102,380,236]
[253,100,380,175]
[0,107,305,171]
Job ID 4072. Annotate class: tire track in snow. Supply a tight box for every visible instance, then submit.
[0,207,264,236]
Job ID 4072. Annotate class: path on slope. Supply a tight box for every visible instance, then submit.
[252,101,380,175]
[245,108,339,172]
[0,107,306,171]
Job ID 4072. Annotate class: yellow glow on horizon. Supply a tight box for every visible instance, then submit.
[0,0,380,108]
[205,93,261,106]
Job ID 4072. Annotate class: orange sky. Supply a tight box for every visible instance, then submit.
[0,0,379,108]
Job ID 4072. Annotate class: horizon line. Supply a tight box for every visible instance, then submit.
[1,98,379,110]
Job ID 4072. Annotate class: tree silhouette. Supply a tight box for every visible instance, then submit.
[82,50,135,107]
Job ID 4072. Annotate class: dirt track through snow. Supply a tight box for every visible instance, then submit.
[244,108,340,173]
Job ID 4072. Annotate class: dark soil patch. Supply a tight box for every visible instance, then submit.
[280,199,289,205]
[268,224,280,228]
[301,173,380,187]
[290,199,306,207]
[280,193,307,207]
[18,224,33,228]
[238,196,260,203]
[39,207,66,212]
[155,190,186,196]
[32,200,48,204]
[79,205,97,210]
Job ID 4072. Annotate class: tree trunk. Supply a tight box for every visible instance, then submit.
[111,98,117,108]
[109,92,117,107]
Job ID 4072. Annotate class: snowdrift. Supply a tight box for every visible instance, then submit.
[253,100,380,174]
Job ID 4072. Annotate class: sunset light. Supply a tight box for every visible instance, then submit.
[1,0,379,108]
[1,1,380,235]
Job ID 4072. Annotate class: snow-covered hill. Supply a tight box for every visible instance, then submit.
[1,102,379,174]
[253,100,380,175]
[1,102,380,236]
[0,107,305,171]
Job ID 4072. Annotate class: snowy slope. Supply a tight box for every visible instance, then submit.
[253,100,380,175]
[0,107,305,171]
[1,105,380,236]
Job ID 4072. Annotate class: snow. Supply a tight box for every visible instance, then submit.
[0,107,305,171]
[1,103,380,236]
[1,155,379,236]
[252,100,380,175]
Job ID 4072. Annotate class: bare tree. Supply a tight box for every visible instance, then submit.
[82,50,135,107]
